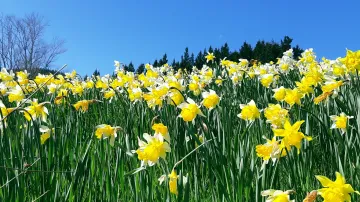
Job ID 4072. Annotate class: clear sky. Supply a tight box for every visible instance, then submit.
[1,0,360,75]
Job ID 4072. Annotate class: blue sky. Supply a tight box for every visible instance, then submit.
[2,0,360,75]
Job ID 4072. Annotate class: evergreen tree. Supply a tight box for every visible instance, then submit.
[93,69,100,76]
[128,62,135,72]
[194,51,204,68]
[159,53,168,66]
[293,45,304,60]
[136,63,145,74]
[220,43,230,59]
[180,47,191,71]
[239,42,253,60]
[153,59,159,67]
[190,53,195,67]
[280,36,293,52]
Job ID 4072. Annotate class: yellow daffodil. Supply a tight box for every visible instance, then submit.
[261,189,295,202]
[201,89,220,110]
[284,88,302,106]
[339,49,360,73]
[260,74,274,88]
[152,123,170,142]
[330,113,353,134]
[256,136,285,169]
[8,85,25,103]
[73,100,96,112]
[39,126,54,145]
[135,133,171,166]
[316,172,360,202]
[264,104,288,128]
[158,170,187,196]
[95,124,120,146]
[168,170,178,195]
[273,86,286,102]
[273,120,312,154]
[178,98,204,123]
[237,100,260,121]
[23,99,49,122]
[205,52,215,63]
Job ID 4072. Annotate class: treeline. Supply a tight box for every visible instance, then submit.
[115,36,303,75]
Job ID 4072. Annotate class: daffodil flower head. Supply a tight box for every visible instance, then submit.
[152,123,170,142]
[261,189,295,202]
[273,86,286,102]
[39,125,54,145]
[237,100,260,121]
[256,136,285,170]
[273,120,312,154]
[23,99,49,122]
[260,74,274,88]
[158,170,188,196]
[330,113,353,135]
[264,104,289,129]
[135,133,171,166]
[284,88,302,107]
[205,52,215,63]
[178,98,204,124]
[7,85,25,103]
[316,172,360,202]
[73,100,96,113]
[201,89,220,110]
[95,124,120,146]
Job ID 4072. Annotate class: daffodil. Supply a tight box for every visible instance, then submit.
[39,126,54,145]
[237,100,260,121]
[168,170,179,195]
[260,74,274,88]
[0,101,15,129]
[205,52,215,63]
[316,172,360,202]
[95,124,120,146]
[256,136,285,169]
[273,86,286,102]
[178,98,204,123]
[73,100,96,112]
[7,85,25,103]
[135,133,171,166]
[201,89,220,110]
[158,170,188,196]
[273,120,312,153]
[284,88,302,106]
[104,89,116,101]
[261,189,295,202]
[330,113,353,134]
[339,49,360,73]
[23,99,49,122]
[264,104,288,128]
[152,123,170,142]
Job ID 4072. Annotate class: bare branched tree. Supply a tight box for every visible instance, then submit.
[0,13,66,70]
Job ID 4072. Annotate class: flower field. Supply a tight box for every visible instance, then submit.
[1,48,360,201]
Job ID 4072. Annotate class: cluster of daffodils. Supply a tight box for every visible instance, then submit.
[237,100,312,168]
[0,48,359,198]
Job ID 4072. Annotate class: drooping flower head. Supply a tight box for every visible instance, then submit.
[95,124,120,146]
